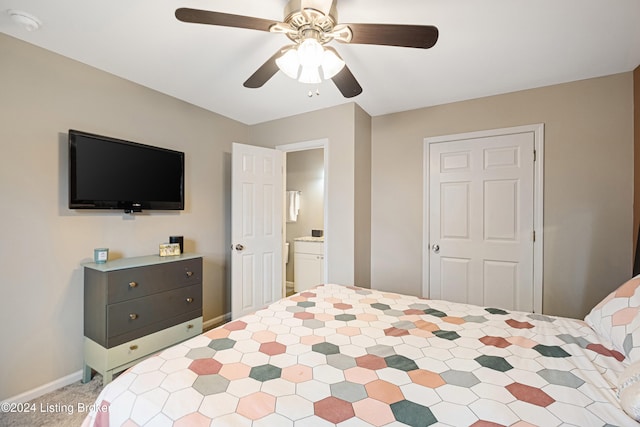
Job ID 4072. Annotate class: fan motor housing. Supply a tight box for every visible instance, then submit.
[284,0,338,38]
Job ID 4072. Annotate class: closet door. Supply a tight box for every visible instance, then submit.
[427,130,536,312]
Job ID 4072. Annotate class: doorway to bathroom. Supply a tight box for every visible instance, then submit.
[277,139,328,296]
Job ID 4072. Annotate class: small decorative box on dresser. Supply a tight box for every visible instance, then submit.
[82,254,203,384]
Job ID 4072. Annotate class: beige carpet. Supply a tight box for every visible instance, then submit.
[0,375,103,427]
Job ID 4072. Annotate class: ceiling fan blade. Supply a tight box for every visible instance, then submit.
[331,65,362,98]
[243,51,282,89]
[175,8,278,32]
[341,23,439,49]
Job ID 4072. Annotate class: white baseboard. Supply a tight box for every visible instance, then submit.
[203,313,231,331]
[2,370,83,404]
[3,315,232,404]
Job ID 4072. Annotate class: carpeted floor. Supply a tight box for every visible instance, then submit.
[0,375,103,427]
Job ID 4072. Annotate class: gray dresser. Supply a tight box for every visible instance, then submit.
[82,254,203,384]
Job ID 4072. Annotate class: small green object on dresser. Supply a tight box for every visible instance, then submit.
[93,248,108,264]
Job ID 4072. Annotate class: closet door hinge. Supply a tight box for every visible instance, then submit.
[533,149,537,161]
[532,230,536,242]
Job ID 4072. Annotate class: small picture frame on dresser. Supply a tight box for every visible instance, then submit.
[159,243,181,257]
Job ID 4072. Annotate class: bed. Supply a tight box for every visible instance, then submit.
[82,280,640,426]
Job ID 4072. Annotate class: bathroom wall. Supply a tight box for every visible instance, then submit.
[285,148,325,283]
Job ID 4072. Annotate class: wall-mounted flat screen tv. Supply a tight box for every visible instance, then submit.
[69,129,184,212]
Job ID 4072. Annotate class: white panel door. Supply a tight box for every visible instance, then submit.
[231,143,284,319]
[428,132,535,311]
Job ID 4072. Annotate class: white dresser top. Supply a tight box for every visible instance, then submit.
[83,253,202,272]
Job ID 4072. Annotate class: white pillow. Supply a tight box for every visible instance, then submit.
[585,276,640,361]
[618,361,640,421]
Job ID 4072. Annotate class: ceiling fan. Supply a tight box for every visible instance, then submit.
[175,0,438,98]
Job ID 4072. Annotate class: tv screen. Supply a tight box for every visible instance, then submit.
[69,129,184,212]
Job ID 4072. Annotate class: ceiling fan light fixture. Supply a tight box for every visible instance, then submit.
[321,49,345,79]
[275,48,300,79]
[276,37,335,84]
[298,65,322,84]
[176,4,439,98]
[297,38,324,68]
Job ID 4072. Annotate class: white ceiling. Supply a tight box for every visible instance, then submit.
[1,0,639,125]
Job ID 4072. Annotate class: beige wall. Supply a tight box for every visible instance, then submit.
[371,73,634,319]
[354,105,372,287]
[634,66,640,261]
[0,34,247,400]
[285,148,325,282]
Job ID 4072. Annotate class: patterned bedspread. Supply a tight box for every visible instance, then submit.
[83,284,635,426]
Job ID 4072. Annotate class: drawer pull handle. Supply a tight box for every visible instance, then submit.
[186,271,194,278]
[129,345,138,351]
[129,281,138,288]
[186,297,194,303]
[187,324,194,329]
[129,313,139,320]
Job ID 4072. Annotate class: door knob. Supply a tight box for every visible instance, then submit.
[432,244,440,254]
[235,244,245,251]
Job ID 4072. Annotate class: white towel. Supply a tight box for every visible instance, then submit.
[287,191,300,222]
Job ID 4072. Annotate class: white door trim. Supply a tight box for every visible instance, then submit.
[276,138,329,288]
[422,124,544,313]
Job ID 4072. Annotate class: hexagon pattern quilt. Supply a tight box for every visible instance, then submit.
[83,284,635,426]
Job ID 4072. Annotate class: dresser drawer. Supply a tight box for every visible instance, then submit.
[107,283,202,338]
[106,258,202,304]
[104,318,202,370]
[84,317,203,380]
